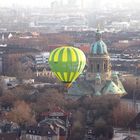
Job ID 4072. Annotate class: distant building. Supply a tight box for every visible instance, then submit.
[26,110,70,140]
[40,107,72,140]
[0,133,19,140]
[121,91,140,113]
[42,107,71,127]
[0,121,20,140]
[34,52,54,77]
[106,22,130,31]
[74,43,90,54]
[35,52,50,66]
[67,30,126,99]
[0,76,19,90]
[36,68,54,77]
[26,125,57,140]
[128,112,140,130]
[39,119,67,140]
[0,50,3,74]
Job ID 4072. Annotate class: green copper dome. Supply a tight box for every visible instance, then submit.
[91,40,108,55]
[91,29,108,55]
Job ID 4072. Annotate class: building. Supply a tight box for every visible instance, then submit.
[26,125,57,140]
[128,112,140,130]
[26,112,70,140]
[0,76,35,90]
[35,52,50,66]
[41,107,72,140]
[36,68,54,77]
[39,118,67,140]
[0,133,19,140]
[42,107,71,128]
[67,30,126,99]
[35,52,53,77]
[0,121,20,140]
[121,77,140,113]
[121,91,140,113]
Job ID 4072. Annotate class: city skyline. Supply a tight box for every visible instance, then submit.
[0,0,139,8]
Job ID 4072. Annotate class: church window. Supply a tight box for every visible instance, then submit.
[91,64,93,72]
[97,64,100,72]
[104,61,108,72]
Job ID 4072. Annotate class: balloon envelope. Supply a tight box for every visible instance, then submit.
[49,46,86,86]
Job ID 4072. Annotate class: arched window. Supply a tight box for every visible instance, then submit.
[91,64,93,72]
[97,64,100,72]
[104,60,108,72]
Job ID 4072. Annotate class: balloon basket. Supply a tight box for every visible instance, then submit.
[65,83,72,88]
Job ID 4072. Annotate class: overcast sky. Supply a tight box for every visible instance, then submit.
[0,0,139,8]
[0,0,52,7]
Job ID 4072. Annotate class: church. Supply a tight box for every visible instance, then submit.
[66,30,126,99]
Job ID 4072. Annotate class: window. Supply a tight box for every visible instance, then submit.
[97,64,100,72]
[37,136,41,140]
[90,64,93,72]
[48,131,51,134]
[104,61,107,72]
[48,137,52,140]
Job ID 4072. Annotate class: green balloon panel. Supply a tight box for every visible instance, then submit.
[49,46,86,83]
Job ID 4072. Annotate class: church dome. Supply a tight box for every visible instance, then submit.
[92,40,108,55]
[91,29,108,55]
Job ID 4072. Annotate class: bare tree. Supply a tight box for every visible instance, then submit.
[112,102,136,127]
[6,100,36,125]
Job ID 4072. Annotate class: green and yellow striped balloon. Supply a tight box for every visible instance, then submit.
[49,46,86,87]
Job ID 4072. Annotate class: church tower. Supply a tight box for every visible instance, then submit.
[86,30,111,81]
[67,29,126,99]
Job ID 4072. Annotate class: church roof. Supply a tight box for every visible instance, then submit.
[67,78,126,99]
[112,72,118,78]
[117,80,126,93]
[95,91,101,96]
[101,80,126,96]
[67,80,94,96]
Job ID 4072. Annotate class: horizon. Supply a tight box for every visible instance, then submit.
[0,0,139,9]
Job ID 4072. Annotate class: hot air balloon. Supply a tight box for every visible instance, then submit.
[49,46,86,88]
